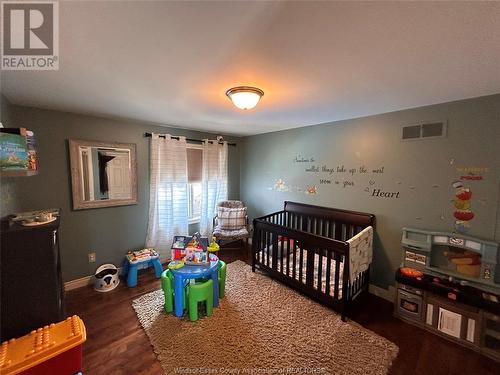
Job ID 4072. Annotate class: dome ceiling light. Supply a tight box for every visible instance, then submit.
[226,86,264,110]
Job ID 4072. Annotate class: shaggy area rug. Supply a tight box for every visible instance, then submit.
[133,260,398,375]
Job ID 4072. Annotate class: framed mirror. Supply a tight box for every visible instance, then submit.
[69,139,138,210]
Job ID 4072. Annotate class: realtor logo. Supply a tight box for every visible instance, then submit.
[1,1,59,70]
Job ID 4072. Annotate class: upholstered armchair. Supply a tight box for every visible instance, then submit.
[212,200,250,248]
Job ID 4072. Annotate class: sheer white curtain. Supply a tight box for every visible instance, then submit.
[146,134,189,259]
[199,140,228,236]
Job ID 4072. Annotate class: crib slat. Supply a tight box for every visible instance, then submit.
[261,229,265,265]
[292,237,297,279]
[334,254,341,299]
[258,229,262,264]
[266,231,270,267]
[333,221,340,241]
[272,232,278,270]
[317,250,323,291]
[306,247,314,288]
[354,276,359,297]
[279,235,284,274]
[328,221,334,239]
[322,220,328,237]
[286,238,291,277]
[325,250,332,296]
[260,230,264,264]
[299,247,304,283]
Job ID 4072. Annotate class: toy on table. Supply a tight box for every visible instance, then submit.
[123,247,162,288]
[182,233,210,266]
[186,232,204,250]
[184,250,208,264]
[168,260,185,269]
[126,248,158,263]
[172,236,189,260]
[0,315,86,375]
[207,236,220,253]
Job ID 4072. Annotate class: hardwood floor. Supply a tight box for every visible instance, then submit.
[66,246,499,375]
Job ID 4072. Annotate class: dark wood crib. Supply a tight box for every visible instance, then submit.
[252,201,375,321]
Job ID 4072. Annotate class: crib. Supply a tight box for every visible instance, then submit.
[252,201,375,321]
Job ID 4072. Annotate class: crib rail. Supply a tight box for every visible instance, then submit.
[258,209,370,241]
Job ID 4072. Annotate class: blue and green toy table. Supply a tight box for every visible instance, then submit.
[170,255,220,317]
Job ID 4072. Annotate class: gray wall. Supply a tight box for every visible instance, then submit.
[240,94,500,289]
[0,100,241,281]
[2,94,499,288]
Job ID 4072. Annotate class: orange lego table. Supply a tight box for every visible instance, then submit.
[0,315,86,375]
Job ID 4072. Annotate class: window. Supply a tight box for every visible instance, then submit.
[187,146,202,223]
[188,182,202,223]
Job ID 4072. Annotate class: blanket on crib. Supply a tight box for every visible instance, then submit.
[347,226,373,283]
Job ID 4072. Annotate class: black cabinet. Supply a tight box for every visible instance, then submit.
[1,218,66,341]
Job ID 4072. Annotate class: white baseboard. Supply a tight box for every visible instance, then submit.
[65,263,395,301]
[64,266,124,292]
[64,275,94,291]
[368,283,396,303]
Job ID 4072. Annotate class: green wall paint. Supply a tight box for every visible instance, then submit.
[0,101,241,281]
[240,94,500,289]
[2,94,499,288]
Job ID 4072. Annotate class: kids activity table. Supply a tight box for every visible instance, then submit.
[170,255,220,317]
[123,253,163,288]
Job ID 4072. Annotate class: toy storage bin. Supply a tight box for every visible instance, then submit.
[0,315,86,375]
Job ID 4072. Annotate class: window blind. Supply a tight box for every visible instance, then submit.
[187,147,202,182]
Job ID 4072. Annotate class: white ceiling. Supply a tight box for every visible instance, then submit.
[2,1,500,136]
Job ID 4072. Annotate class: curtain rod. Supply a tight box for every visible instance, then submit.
[144,132,236,146]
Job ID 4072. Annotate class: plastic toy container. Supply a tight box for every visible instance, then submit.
[0,315,86,375]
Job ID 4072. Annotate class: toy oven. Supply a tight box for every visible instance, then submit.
[402,228,500,290]
[397,285,423,322]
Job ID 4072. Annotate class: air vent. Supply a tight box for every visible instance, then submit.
[402,120,447,141]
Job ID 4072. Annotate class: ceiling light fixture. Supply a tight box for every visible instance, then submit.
[226,86,264,110]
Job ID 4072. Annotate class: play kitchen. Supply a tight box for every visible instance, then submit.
[394,228,500,362]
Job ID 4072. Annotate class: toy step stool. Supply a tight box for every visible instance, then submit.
[122,249,163,288]
[0,315,86,375]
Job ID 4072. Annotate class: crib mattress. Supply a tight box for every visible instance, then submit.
[258,248,344,299]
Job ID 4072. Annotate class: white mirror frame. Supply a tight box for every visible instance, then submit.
[69,139,138,210]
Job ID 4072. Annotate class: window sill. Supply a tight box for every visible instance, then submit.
[188,218,200,225]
